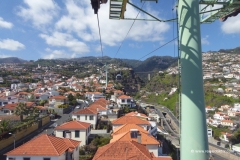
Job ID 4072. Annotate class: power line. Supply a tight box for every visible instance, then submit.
[138,37,178,61]
[114,2,145,58]
[97,12,104,62]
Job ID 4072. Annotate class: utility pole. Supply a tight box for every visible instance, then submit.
[178,0,209,159]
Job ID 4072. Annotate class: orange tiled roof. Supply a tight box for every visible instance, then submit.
[5,134,80,156]
[118,95,132,99]
[110,131,159,145]
[3,103,17,110]
[93,140,154,160]
[112,124,148,136]
[55,120,90,130]
[221,120,233,123]
[125,111,148,118]
[112,116,150,125]
[49,95,67,100]
[73,107,98,115]
[89,104,107,111]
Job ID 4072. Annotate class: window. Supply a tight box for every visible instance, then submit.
[23,158,30,160]
[121,99,125,103]
[89,115,93,120]
[85,115,87,120]
[43,158,51,160]
[77,115,80,119]
[75,130,80,138]
[63,131,66,137]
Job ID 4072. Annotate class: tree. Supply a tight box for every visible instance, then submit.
[0,119,11,134]
[14,103,28,121]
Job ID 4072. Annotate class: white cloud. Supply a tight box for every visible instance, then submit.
[40,32,89,53]
[0,39,25,51]
[221,15,240,34]
[42,49,79,59]
[17,0,59,28]
[201,35,210,45]
[0,17,13,29]
[129,43,142,49]
[0,53,12,58]
[55,0,170,46]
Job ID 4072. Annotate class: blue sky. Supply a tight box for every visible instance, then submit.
[0,0,239,61]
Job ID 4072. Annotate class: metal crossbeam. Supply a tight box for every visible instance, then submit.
[200,0,240,23]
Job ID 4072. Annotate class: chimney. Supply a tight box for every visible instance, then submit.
[137,133,141,144]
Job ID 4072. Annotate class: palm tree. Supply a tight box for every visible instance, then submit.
[14,102,28,121]
[0,119,10,134]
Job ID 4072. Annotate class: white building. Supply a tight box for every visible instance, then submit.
[116,95,134,108]
[72,108,98,129]
[6,134,80,160]
[55,120,91,146]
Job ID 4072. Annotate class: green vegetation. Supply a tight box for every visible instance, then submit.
[208,125,230,140]
[79,136,111,160]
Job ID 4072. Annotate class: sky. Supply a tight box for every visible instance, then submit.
[0,0,239,61]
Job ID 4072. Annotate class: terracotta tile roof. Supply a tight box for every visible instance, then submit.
[89,104,107,111]
[118,95,132,99]
[5,134,80,156]
[110,131,159,145]
[125,111,148,118]
[93,140,153,160]
[221,120,233,123]
[114,90,124,93]
[3,103,17,110]
[73,107,98,115]
[112,124,148,136]
[55,120,90,130]
[112,116,150,125]
[49,95,67,100]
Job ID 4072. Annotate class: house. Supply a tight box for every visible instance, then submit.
[220,132,233,142]
[125,111,149,120]
[72,108,98,129]
[111,116,150,130]
[93,140,172,160]
[221,120,234,127]
[5,134,80,160]
[85,92,105,102]
[116,95,134,108]
[110,129,160,157]
[112,123,149,136]
[55,120,91,146]
[213,112,228,120]
[205,106,215,113]
[207,128,212,137]
[49,95,68,108]
[110,90,124,102]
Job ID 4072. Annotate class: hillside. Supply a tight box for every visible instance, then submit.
[0,57,27,63]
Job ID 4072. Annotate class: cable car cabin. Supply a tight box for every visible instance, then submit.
[90,0,108,14]
[116,74,122,80]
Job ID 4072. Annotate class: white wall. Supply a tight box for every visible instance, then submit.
[146,144,159,157]
[72,114,97,129]
[55,128,90,146]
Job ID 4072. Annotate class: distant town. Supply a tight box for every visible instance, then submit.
[0,51,240,160]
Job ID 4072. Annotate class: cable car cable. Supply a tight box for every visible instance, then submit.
[97,12,104,62]
[114,2,145,58]
[138,37,177,61]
